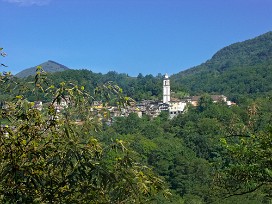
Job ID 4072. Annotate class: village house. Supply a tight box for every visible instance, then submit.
[169,100,187,119]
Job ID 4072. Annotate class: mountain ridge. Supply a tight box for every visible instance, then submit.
[15,60,70,78]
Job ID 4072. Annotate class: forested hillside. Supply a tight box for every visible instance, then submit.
[171,31,272,100]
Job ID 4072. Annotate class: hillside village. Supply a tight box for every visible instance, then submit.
[114,73,234,119]
[0,72,235,129]
[28,73,235,123]
[91,74,233,120]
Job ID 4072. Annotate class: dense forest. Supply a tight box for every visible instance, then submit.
[1,31,272,203]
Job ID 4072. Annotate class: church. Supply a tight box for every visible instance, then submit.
[163,74,187,118]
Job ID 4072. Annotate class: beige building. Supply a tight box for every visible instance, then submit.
[169,101,187,119]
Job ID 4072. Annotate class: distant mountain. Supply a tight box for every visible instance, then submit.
[171,31,272,99]
[15,60,70,78]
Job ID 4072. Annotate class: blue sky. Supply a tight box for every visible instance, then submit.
[1,0,272,76]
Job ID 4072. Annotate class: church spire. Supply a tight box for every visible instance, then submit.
[163,73,170,104]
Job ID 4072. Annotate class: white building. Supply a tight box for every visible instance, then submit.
[169,101,187,119]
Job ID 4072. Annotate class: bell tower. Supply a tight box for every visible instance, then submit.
[163,73,170,104]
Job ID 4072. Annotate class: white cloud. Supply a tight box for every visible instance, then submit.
[3,0,51,6]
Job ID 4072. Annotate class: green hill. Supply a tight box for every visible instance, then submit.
[171,31,272,100]
[15,60,70,78]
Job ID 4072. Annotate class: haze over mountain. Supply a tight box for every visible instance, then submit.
[171,31,272,99]
[15,60,70,78]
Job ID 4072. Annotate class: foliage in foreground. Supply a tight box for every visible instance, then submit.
[0,65,167,203]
